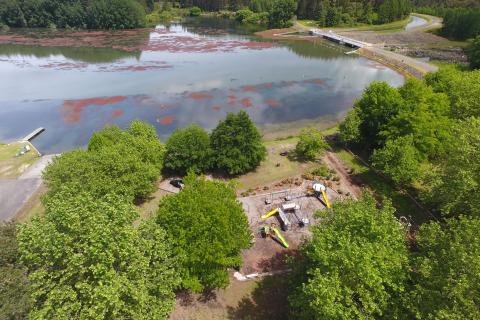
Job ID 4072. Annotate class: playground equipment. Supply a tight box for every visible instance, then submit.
[261,208,291,231]
[261,226,289,248]
[313,183,331,208]
[261,208,279,219]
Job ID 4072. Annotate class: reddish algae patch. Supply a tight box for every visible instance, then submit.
[241,85,258,92]
[264,99,281,107]
[212,105,222,111]
[111,109,124,119]
[62,96,127,123]
[303,79,326,86]
[157,115,175,125]
[188,92,214,100]
[240,98,253,108]
[227,95,237,105]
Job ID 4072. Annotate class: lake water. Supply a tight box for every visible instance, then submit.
[0,17,404,154]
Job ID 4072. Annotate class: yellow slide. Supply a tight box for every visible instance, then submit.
[272,227,289,248]
[261,208,279,220]
[322,190,331,208]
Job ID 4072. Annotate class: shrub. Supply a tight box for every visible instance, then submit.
[189,6,201,16]
[295,127,328,160]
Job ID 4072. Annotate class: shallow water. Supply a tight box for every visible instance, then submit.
[0,17,404,154]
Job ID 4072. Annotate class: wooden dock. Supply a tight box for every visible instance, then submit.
[21,128,45,142]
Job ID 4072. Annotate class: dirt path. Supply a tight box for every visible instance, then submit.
[323,151,363,199]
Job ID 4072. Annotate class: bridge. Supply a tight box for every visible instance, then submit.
[309,29,371,48]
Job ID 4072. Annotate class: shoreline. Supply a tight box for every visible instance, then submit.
[255,27,438,79]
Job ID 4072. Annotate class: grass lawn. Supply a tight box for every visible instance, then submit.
[335,148,432,224]
[0,142,40,179]
[236,136,317,192]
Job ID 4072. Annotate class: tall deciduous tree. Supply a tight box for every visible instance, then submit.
[289,195,409,319]
[155,173,251,292]
[467,35,480,70]
[163,124,211,174]
[44,121,164,202]
[18,188,179,319]
[432,117,480,218]
[210,111,266,175]
[0,223,31,320]
[406,216,480,319]
[354,81,404,148]
[268,0,296,27]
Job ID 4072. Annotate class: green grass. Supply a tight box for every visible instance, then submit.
[0,142,40,179]
[297,17,412,33]
[335,148,430,224]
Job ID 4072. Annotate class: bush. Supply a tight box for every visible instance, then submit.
[163,124,211,174]
[155,173,251,292]
[210,111,266,175]
[189,6,201,16]
[295,127,328,160]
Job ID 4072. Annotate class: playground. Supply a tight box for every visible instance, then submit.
[238,179,341,275]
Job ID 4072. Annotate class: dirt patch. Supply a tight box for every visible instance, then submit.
[322,151,362,199]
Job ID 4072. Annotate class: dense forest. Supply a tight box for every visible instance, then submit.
[0,0,149,29]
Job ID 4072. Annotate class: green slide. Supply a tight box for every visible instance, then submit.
[272,227,289,248]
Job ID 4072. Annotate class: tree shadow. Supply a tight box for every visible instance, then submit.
[227,275,290,320]
[177,289,194,307]
[257,250,295,272]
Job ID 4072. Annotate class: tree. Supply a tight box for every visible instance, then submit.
[354,81,404,148]
[86,0,146,29]
[432,117,480,218]
[339,108,361,144]
[0,223,31,319]
[210,111,266,175]
[18,188,179,319]
[382,78,452,158]
[163,124,211,174]
[371,135,422,185]
[44,121,164,202]
[268,0,296,28]
[289,195,409,320]
[295,127,328,160]
[467,35,480,70]
[406,216,480,319]
[189,6,201,16]
[155,173,251,292]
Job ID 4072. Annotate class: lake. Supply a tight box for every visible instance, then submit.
[0,17,404,154]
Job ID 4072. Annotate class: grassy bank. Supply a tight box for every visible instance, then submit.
[0,142,39,179]
[297,16,412,33]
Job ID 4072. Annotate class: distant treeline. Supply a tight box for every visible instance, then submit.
[415,1,480,40]
[0,0,150,29]
[181,0,411,26]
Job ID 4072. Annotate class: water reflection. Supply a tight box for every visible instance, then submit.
[0,17,404,154]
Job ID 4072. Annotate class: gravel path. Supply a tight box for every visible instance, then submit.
[0,154,55,221]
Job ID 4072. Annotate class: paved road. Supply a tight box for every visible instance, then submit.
[0,154,56,221]
[406,14,442,33]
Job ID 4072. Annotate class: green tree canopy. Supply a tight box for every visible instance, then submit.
[339,108,361,144]
[289,195,409,319]
[86,0,146,29]
[406,216,480,319]
[210,111,266,175]
[18,188,179,319]
[0,223,31,320]
[371,135,422,185]
[44,121,164,202]
[163,124,211,174]
[382,78,452,158]
[295,127,329,160]
[268,0,296,27]
[467,35,480,70]
[155,173,251,292]
[354,81,404,148]
[432,117,480,218]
